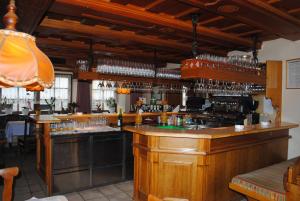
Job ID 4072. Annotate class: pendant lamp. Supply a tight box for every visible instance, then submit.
[0,0,54,91]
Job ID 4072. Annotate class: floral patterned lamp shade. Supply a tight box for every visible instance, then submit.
[0,0,54,91]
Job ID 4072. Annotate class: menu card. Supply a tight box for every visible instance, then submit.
[287,59,300,88]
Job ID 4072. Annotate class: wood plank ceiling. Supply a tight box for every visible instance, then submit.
[2,0,300,70]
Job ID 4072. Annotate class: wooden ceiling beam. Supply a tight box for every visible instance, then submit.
[220,23,245,31]
[37,37,182,62]
[237,30,262,37]
[144,0,166,10]
[55,0,253,47]
[199,16,224,25]
[267,0,281,4]
[245,0,300,27]
[178,0,295,41]
[77,13,234,49]
[40,18,227,56]
[288,8,300,14]
[175,7,199,18]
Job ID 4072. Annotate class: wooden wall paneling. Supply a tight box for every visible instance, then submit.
[266,60,282,122]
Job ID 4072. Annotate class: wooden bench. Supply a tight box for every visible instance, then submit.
[229,157,300,201]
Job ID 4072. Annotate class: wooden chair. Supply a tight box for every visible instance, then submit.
[17,116,36,153]
[286,158,300,201]
[0,167,19,201]
[148,194,189,201]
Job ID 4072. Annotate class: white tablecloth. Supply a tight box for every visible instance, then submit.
[5,121,29,143]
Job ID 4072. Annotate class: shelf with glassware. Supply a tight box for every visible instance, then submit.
[181,54,266,85]
[181,56,283,121]
[76,57,182,84]
[76,71,182,85]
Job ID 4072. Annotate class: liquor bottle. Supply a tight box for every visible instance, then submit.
[117,108,123,127]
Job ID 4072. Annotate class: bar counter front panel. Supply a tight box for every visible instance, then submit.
[35,112,178,195]
[124,123,298,201]
[36,126,133,194]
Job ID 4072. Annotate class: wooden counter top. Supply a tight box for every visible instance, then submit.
[32,115,61,124]
[124,122,298,139]
[33,112,179,123]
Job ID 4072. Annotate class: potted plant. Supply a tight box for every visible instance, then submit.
[0,97,13,114]
[45,97,55,114]
[22,100,32,115]
[22,107,29,115]
[105,97,116,113]
[68,102,79,114]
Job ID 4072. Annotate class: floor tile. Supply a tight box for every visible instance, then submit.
[14,186,30,194]
[79,189,104,200]
[98,185,123,196]
[115,181,133,192]
[64,192,84,201]
[106,191,132,200]
[29,184,43,193]
[86,197,109,201]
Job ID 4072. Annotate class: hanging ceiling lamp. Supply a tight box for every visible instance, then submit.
[0,0,54,91]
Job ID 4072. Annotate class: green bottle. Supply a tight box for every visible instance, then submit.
[117,108,123,127]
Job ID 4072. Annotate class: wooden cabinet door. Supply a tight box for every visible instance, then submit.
[266,60,282,121]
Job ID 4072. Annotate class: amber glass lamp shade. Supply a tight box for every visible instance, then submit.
[0,0,54,91]
[0,30,54,90]
[116,87,131,94]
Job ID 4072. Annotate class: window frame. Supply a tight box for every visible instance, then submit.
[40,73,73,111]
[91,80,116,111]
[0,73,73,112]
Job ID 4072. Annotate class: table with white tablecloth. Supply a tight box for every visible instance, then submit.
[5,121,29,143]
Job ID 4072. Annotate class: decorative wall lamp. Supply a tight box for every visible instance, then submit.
[0,0,54,91]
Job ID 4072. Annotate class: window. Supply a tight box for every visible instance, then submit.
[91,80,116,110]
[1,88,34,111]
[0,74,72,112]
[40,74,72,111]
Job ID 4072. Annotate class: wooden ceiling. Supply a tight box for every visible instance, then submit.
[2,0,300,68]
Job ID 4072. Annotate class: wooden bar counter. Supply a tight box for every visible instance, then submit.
[33,112,178,195]
[124,122,298,201]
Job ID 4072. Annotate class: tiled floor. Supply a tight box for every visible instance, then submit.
[0,149,133,201]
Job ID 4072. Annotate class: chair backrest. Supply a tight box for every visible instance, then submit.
[0,115,7,131]
[23,116,35,139]
[0,167,19,201]
[286,158,300,201]
[287,159,300,185]
[5,114,27,122]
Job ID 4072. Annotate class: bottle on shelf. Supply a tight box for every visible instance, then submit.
[117,108,123,127]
